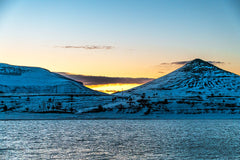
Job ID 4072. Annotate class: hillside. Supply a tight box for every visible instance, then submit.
[0,63,111,114]
[0,63,104,95]
[88,59,240,117]
[120,59,240,97]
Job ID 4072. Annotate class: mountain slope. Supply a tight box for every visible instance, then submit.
[97,59,240,116]
[0,63,104,95]
[121,59,240,97]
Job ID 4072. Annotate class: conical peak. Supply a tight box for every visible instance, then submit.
[180,58,217,73]
[191,58,204,63]
[186,58,212,66]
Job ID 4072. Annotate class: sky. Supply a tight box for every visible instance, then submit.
[0,0,240,93]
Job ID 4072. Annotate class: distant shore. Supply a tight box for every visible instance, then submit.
[1,112,240,120]
[0,112,78,120]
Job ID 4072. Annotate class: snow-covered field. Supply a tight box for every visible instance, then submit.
[0,94,112,113]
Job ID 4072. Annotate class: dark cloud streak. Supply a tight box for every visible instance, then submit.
[55,45,114,50]
[171,61,191,65]
[160,60,225,65]
[208,61,225,65]
[158,71,165,73]
[57,72,154,85]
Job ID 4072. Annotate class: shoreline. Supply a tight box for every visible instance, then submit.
[1,112,240,120]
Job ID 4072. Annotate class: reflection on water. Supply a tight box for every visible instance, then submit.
[0,120,240,159]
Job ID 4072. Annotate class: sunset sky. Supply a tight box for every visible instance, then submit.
[0,0,240,93]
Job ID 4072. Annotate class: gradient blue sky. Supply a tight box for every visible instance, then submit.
[0,0,240,78]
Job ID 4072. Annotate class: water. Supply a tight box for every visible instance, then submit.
[0,120,240,159]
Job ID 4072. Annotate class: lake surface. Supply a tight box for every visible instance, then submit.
[1,120,240,159]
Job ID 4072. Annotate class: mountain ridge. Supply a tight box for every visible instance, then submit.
[0,62,105,95]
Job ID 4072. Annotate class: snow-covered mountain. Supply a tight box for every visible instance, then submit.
[0,63,104,95]
[93,59,240,117]
[0,63,112,114]
[122,58,240,97]
[1,60,240,118]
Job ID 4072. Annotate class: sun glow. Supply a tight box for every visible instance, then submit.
[86,83,141,94]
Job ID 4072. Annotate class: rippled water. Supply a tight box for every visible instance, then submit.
[1,120,240,159]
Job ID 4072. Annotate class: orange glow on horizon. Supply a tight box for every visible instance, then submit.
[86,83,142,94]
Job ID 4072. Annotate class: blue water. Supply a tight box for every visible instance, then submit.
[0,120,240,159]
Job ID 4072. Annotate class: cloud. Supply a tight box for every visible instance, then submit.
[57,72,154,85]
[207,61,225,65]
[55,45,114,50]
[158,71,165,73]
[171,61,191,65]
[160,60,225,65]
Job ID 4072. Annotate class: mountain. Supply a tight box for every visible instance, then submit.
[121,59,240,97]
[90,59,240,117]
[1,60,240,119]
[0,63,112,115]
[0,63,104,95]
